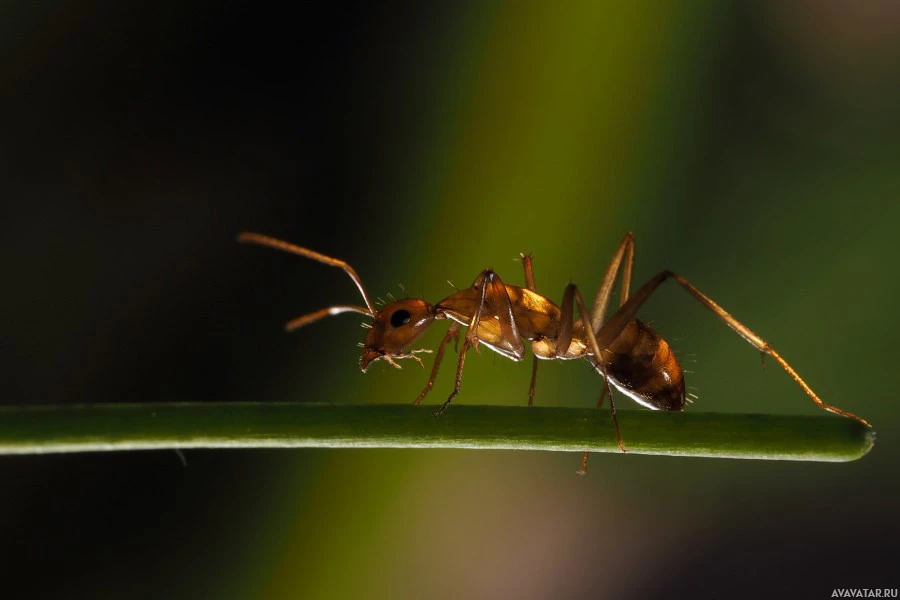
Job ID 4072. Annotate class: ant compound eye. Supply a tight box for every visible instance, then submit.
[390,309,411,327]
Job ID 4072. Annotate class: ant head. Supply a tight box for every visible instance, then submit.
[359,298,435,372]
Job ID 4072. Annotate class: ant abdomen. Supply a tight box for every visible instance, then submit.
[601,320,685,411]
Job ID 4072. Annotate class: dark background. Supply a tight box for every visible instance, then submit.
[2,2,898,598]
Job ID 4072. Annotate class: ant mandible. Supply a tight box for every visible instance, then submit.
[238,232,871,471]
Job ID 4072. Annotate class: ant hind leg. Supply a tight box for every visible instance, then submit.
[593,270,870,428]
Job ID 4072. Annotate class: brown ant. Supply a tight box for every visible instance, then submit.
[238,231,871,472]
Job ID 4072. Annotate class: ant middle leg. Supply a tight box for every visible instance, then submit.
[555,283,626,459]
[575,284,625,473]
[578,371,619,475]
[589,231,635,333]
[567,233,637,472]
[521,253,540,406]
[572,234,637,472]
[596,384,609,409]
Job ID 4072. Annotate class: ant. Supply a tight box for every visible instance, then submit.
[238,231,871,473]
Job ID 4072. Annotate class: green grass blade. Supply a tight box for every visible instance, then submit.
[0,403,874,461]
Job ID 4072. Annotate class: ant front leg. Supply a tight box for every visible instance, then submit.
[434,270,524,416]
[414,322,460,405]
[434,272,487,415]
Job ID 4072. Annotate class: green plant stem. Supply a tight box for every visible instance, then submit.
[0,403,874,461]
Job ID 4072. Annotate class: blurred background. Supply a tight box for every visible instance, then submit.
[2,1,899,598]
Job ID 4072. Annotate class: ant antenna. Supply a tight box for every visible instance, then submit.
[237,232,376,315]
